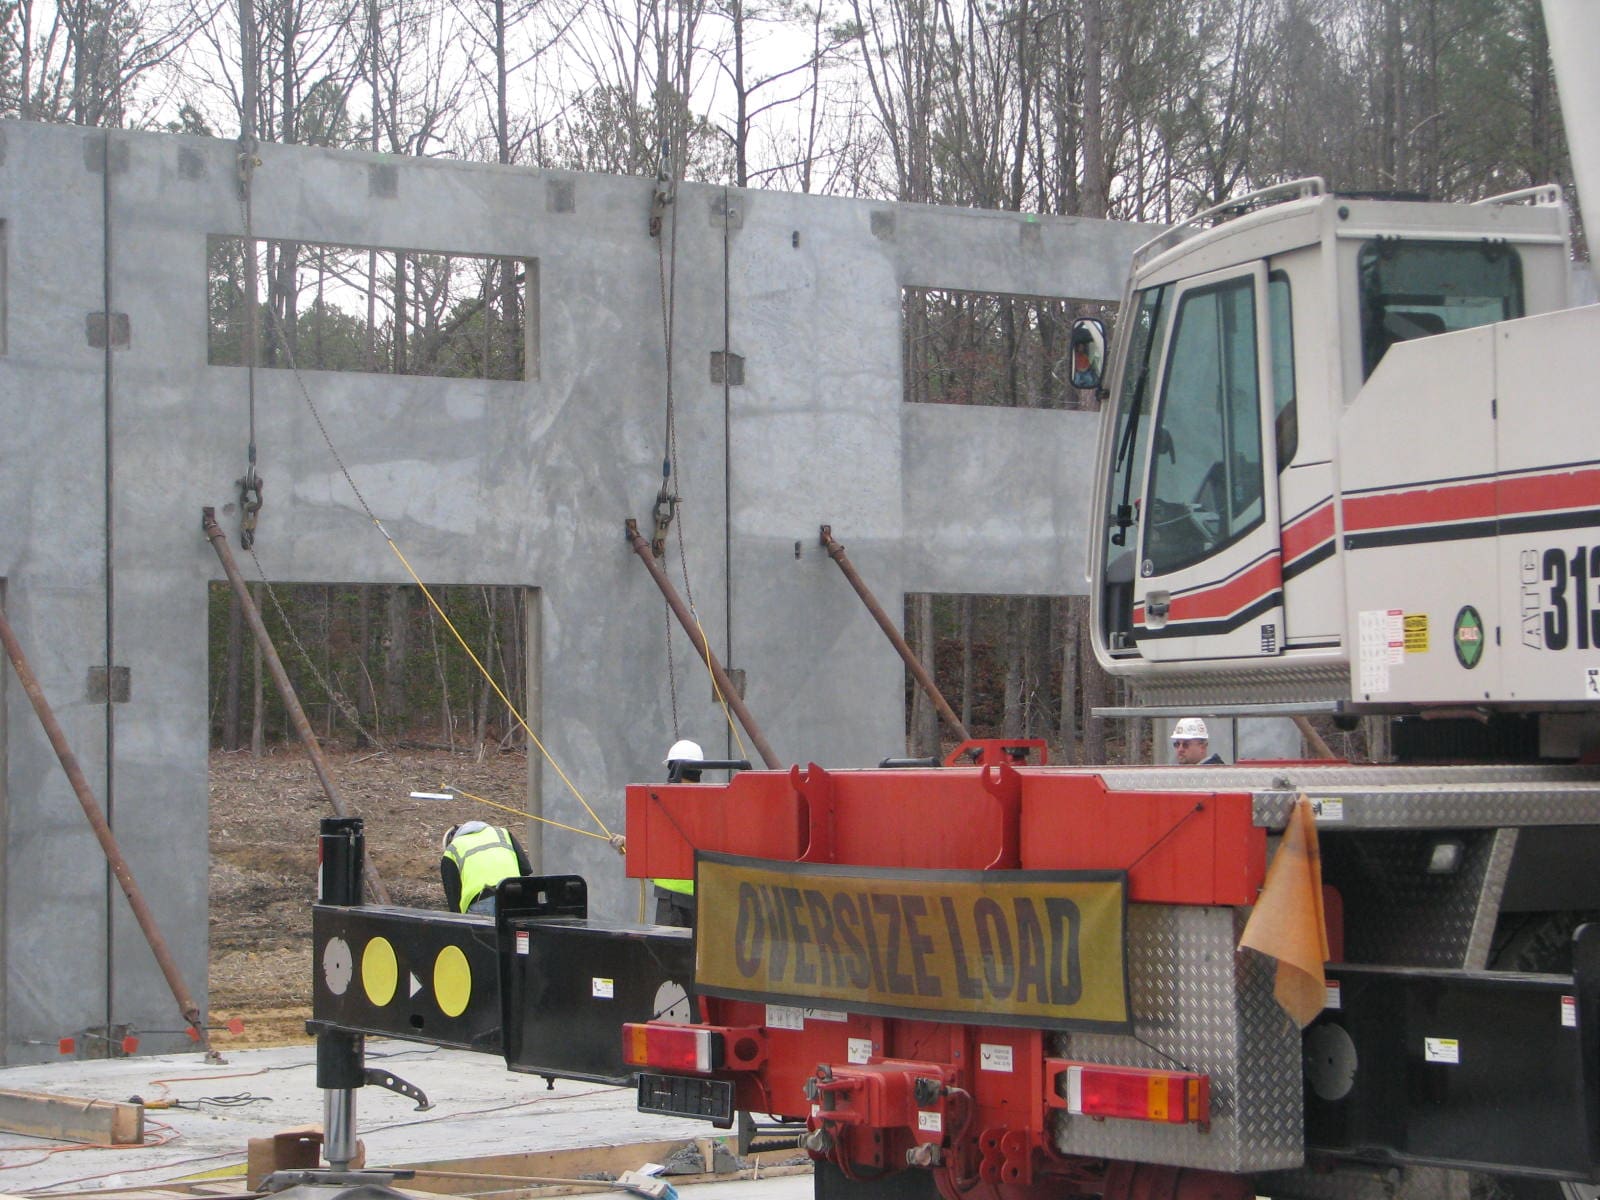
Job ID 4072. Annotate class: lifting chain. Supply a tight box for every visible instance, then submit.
[238,469,264,550]
[651,483,677,559]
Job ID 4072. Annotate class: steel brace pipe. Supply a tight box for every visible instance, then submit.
[820,524,972,745]
[624,519,781,769]
[0,605,211,1052]
[202,507,391,904]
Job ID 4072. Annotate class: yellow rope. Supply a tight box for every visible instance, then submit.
[695,616,748,762]
[380,532,613,839]
[443,787,615,843]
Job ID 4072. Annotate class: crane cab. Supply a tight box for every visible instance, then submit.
[1081,179,1586,717]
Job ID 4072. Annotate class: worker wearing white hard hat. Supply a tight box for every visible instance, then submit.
[1171,717,1225,766]
[652,739,705,927]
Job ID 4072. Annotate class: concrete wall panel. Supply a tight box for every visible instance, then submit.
[0,119,1151,1062]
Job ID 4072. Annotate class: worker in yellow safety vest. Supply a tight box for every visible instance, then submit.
[440,820,532,916]
[651,739,704,927]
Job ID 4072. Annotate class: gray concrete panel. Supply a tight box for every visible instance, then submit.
[902,404,1100,596]
[0,119,1148,1062]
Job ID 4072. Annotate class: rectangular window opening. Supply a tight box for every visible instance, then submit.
[902,287,1104,410]
[205,580,539,1018]
[207,237,537,381]
[899,592,1149,765]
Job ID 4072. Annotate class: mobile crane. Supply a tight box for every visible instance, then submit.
[306,6,1600,1200]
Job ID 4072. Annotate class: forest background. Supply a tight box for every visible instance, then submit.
[0,0,1578,764]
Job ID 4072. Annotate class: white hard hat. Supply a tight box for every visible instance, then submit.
[441,819,489,852]
[1171,717,1209,742]
[664,739,705,764]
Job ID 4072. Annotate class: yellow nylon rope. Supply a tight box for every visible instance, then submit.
[381,531,613,840]
[694,616,749,762]
[444,787,615,843]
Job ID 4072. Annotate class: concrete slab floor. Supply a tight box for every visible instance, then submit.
[0,1043,810,1199]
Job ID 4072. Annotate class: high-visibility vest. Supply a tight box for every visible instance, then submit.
[444,825,520,912]
[653,877,694,896]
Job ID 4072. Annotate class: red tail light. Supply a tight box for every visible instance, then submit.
[1050,1061,1209,1126]
[623,1023,724,1073]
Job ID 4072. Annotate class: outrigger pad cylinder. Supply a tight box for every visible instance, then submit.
[319,818,365,908]
[316,1028,366,1090]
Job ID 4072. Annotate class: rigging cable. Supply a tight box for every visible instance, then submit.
[652,138,683,739]
[247,297,613,841]
[650,145,744,758]
[234,136,264,550]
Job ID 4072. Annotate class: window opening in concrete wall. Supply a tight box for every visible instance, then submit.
[206,580,538,1033]
[902,288,1103,410]
[207,581,536,751]
[901,591,1139,765]
[900,592,1377,771]
[207,238,535,381]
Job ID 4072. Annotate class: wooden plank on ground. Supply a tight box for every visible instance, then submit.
[0,1087,144,1145]
[397,1140,809,1198]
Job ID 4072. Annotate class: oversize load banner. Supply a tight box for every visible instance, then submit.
[694,854,1130,1031]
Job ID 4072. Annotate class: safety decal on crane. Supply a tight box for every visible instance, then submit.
[692,852,1130,1031]
[1358,609,1406,693]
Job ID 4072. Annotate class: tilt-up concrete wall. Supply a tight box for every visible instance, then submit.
[0,117,1162,1063]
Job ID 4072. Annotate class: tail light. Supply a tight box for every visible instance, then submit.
[623,1023,724,1073]
[1048,1060,1209,1127]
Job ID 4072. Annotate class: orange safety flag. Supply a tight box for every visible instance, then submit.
[1239,795,1330,1027]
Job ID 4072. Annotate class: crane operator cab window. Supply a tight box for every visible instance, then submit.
[1358,238,1524,378]
[1100,284,1169,650]
[1098,261,1295,661]
[1144,276,1264,575]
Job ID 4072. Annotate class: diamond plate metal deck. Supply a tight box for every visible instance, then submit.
[1041,762,1600,830]
[1046,905,1303,1173]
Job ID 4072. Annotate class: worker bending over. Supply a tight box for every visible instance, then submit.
[440,820,532,916]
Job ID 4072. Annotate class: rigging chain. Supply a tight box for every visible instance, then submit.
[235,135,264,549]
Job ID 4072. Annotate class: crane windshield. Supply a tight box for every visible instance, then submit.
[1101,284,1169,650]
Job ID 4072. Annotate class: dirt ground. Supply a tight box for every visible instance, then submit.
[208,746,532,1047]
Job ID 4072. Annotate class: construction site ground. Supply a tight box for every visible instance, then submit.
[0,1042,811,1196]
[0,748,809,1197]
[209,744,544,1047]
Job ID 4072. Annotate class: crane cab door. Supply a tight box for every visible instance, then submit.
[1132,262,1286,662]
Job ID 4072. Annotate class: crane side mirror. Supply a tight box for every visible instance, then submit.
[1069,317,1107,391]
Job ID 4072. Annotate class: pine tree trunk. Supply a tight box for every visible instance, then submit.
[1080,612,1107,763]
[501,587,522,745]
[909,592,939,756]
[383,584,409,736]
[223,588,244,751]
[475,587,496,748]
[250,582,265,758]
[1003,598,1024,738]
[1026,596,1051,736]
[355,588,374,747]
[428,600,454,748]
[1058,596,1080,762]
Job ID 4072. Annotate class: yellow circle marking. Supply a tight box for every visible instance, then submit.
[362,937,399,1007]
[434,945,472,1018]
